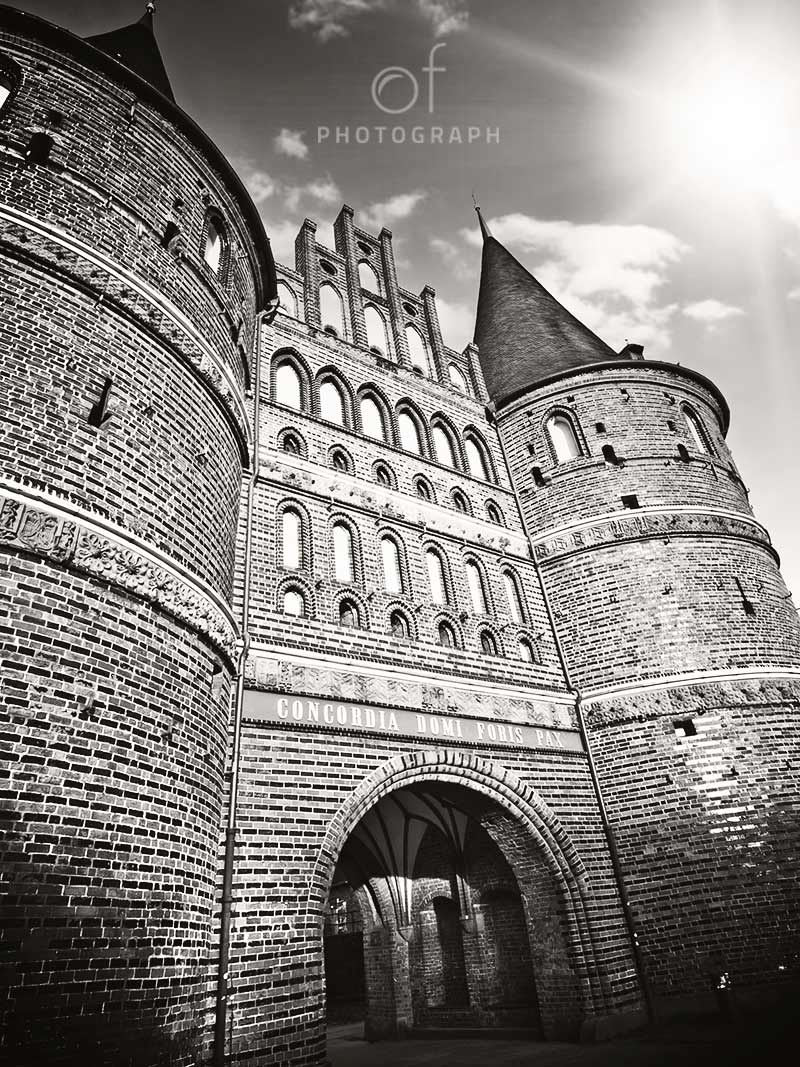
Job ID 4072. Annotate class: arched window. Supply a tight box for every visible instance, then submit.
[684,406,712,454]
[465,436,491,481]
[546,414,581,464]
[451,490,470,514]
[415,477,433,502]
[360,395,387,441]
[275,362,303,409]
[398,411,423,454]
[281,432,302,456]
[281,509,302,570]
[426,549,448,605]
[486,502,504,525]
[320,283,345,336]
[283,588,305,617]
[277,281,298,318]
[203,213,226,274]
[437,620,457,648]
[480,630,499,656]
[339,598,360,628]
[333,523,355,583]
[364,305,391,355]
[0,56,21,116]
[389,609,410,638]
[330,448,350,473]
[503,571,525,624]
[358,260,381,293]
[374,463,394,488]
[406,326,431,376]
[319,379,345,424]
[518,638,535,663]
[432,424,457,468]
[448,364,469,393]
[465,561,487,615]
[381,536,403,594]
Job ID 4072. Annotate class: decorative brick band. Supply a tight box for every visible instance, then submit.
[533,507,774,564]
[0,481,239,661]
[0,205,251,453]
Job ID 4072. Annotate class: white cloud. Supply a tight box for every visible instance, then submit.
[435,296,474,351]
[261,218,302,264]
[461,213,690,354]
[288,0,388,42]
[416,0,469,36]
[274,128,309,160]
[682,299,745,325]
[431,236,476,281]
[288,0,468,42]
[234,165,277,205]
[360,191,427,230]
[285,176,341,212]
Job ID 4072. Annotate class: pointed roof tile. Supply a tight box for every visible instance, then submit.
[474,223,626,407]
[86,7,174,102]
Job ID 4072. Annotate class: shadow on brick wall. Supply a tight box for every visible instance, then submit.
[0,800,202,1067]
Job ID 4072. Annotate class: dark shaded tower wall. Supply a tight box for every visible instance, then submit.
[477,231,800,1013]
[0,7,276,1064]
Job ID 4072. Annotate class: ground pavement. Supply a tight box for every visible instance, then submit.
[326,1011,793,1067]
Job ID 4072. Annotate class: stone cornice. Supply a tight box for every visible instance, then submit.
[581,666,800,705]
[0,478,239,662]
[532,506,776,565]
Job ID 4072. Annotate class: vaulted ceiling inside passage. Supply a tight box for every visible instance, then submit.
[334,784,494,929]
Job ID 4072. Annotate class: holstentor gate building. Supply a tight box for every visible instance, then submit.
[1,6,798,1066]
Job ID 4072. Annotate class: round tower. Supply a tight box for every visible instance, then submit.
[0,7,276,1063]
[474,212,800,1015]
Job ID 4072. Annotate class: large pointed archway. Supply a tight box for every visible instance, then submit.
[306,750,629,1048]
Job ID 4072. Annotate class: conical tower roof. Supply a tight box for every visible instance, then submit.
[473,210,626,406]
[86,6,174,102]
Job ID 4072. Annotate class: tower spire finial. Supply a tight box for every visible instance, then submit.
[472,193,492,240]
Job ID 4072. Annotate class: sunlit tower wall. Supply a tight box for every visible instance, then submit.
[475,218,800,1016]
[0,7,276,1063]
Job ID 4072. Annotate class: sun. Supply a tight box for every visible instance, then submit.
[658,57,795,192]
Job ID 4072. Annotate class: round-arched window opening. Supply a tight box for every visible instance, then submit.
[203,213,226,274]
[546,415,581,464]
[452,490,470,514]
[320,379,346,425]
[331,449,350,473]
[433,424,457,468]
[0,58,22,116]
[486,502,504,525]
[360,396,387,441]
[519,638,535,663]
[398,411,423,454]
[437,621,456,648]
[374,464,394,488]
[465,436,491,481]
[275,363,303,409]
[389,610,410,638]
[339,599,359,629]
[415,477,433,502]
[283,589,305,617]
[448,363,470,393]
[480,630,499,656]
[282,433,301,456]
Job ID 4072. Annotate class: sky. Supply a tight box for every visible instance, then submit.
[15,0,800,597]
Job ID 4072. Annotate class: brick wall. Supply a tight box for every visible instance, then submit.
[0,14,271,1064]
